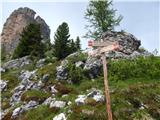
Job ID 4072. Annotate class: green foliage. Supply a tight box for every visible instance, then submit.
[12,23,45,59]
[67,52,88,63]
[85,0,123,39]
[69,39,77,54]
[75,36,81,50]
[108,56,160,81]
[53,22,71,60]
[53,22,81,60]
[67,62,83,84]
[36,61,60,80]
[21,90,51,103]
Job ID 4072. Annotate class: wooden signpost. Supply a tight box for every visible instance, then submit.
[88,40,120,120]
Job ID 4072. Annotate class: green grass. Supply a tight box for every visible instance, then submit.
[19,105,58,120]
[36,61,60,82]
[1,69,20,99]
[21,90,51,103]
[1,56,160,120]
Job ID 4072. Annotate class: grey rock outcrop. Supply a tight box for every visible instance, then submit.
[1,7,50,54]
[56,60,68,80]
[84,57,102,78]
[102,31,141,54]
[10,70,41,106]
[2,56,32,70]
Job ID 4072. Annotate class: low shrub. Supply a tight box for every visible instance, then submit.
[67,62,84,84]
[108,56,160,81]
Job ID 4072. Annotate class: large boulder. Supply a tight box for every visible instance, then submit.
[2,56,32,69]
[102,31,141,54]
[1,7,50,55]
[84,57,102,79]
[56,60,68,80]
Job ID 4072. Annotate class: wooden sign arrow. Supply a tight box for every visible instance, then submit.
[87,40,120,120]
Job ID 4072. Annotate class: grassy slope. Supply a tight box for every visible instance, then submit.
[1,56,160,120]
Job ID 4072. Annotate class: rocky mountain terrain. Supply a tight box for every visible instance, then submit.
[1,29,160,120]
[1,6,160,120]
[1,7,50,54]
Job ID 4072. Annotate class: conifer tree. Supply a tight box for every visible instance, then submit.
[84,0,123,39]
[53,22,70,59]
[75,36,81,50]
[12,23,44,59]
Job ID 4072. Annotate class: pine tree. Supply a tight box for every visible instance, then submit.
[75,36,81,50]
[12,23,44,59]
[84,0,123,39]
[69,39,76,54]
[53,22,70,60]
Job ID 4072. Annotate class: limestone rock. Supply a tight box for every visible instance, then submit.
[2,56,32,69]
[75,88,104,105]
[75,95,87,105]
[53,113,67,120]
[0,80,8,92]
[1,7,50,54]
[75,61,84,68]
[36,58,46,68]
[43,97,55,105]
[23,101,39,111]
[56,60,68,80]
[102,31,141,54]
[42,74,50,83]
[18,70,37,81]
[50,85,58,94]
[12,107,23,118]
[0,67,5,73]
[84,57,102,79]
[50,101,66,108]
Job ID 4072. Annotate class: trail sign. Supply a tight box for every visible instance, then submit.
[88,40,120,120]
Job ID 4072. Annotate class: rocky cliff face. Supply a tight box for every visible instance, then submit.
[1,7,50,54]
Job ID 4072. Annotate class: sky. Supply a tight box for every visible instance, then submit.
[0,0,160,54]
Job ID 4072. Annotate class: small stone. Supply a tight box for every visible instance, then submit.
[0,80,8,92]
[75,95,87,105]
[43,97,55,105]
[36,58,46,68]
[62,94,68,98]
[67,101,72,106]
[50,86,58,94]
[0,67,5,72]
[42,74,50,82]
[75,61,84,68]
[23,101,38,111]
[50,101,66,108]
[53,113,66,120]
[12,107,23,118]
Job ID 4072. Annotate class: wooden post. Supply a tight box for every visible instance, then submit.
[102,53,113,120]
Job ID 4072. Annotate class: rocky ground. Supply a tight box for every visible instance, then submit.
[1,50,160,120]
